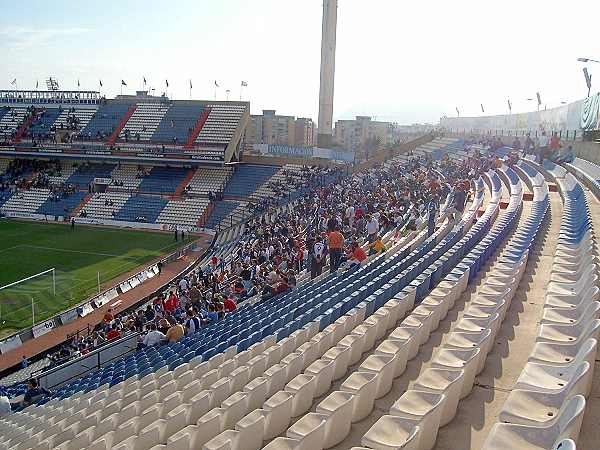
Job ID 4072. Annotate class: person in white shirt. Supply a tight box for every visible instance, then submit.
[345,204,355,227]
[0,387,10,417]
[366,215,379,243]
[142,323,166,346]
[178,278,188,292]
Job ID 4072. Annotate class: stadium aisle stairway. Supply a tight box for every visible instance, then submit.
[205,201,241,229]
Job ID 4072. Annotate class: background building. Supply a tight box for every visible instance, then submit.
[245,110,315,148]
[334,116,397,155]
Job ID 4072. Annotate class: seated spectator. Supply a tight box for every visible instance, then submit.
[144,304,156,322]
[166,319,185,342]
[554,145,575,164]
[223,295,237,312]
[142,323,166,347]
[0,387,10,417]
[106,324,121,341]
[22,379,51,407]
[348,241,367,266]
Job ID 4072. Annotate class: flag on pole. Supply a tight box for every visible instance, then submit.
[480,104,484,113]
[214,80,219,88]
[507,99,512,112]
[536,92,542,106]
[143,76,147,85]
[36,80,39,89]
[99,80,103,87]
[10,78,16,86]
[121,80,127,86]
[189,80,192,89]
[77,79,80,88]
[166,80,169,88]
[241,81,248,87]
[455,107,460,116]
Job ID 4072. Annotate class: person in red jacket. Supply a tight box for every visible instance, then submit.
[223,296,237,313]
[164,291,179,315]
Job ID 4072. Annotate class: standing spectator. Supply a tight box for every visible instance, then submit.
[427,198,437,237]
[366,215,379,243]
[21,355,28,369]
[103,308,114,324]
[310,236,326,279]
[327,227,344,272]
[185,309,202,334]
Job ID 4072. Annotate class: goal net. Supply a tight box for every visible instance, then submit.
[0,268,57,327]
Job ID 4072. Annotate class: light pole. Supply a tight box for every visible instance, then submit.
[578,57,600,64]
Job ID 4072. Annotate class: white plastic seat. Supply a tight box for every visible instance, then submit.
[202,408,264,450]
[314,391,356,447]
[374,338,410,377]
[285,374,318,417]
[243,377,269,411]
[210,377,233,408]
[359,353,398,398]
[482,395,586,450]
[431,347,481,398]
[389,326,419,360]
[444,329,492,373]
[390,390,446,450]
[246,355,268,380]
[169,389,213,425]
[263,344,283,367]
[541,301,600,326]
[455,313,501,340]
[411,368,465,426]
[338,333,367,365]
[528,338,597,368]
[362,414,420,450]
[305,359,336,397]
[322,345,352,380]
[340,371,378,422]
[281,352,304,381]
[514,361,591,396]
[230,366,251,393]
[536,319,600,345]
[220,392,250,429]
[351,321,378,352]
[141,408,187,443]
[545,285,599,309]
[296,341,320,370]
[285,413,327,450]
[264,364,288,398]
[402,313,431,346]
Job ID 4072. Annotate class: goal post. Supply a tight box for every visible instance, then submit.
[0,268,57,327]
[0,268,56,296]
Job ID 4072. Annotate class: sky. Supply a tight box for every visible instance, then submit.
[1,0,599,125]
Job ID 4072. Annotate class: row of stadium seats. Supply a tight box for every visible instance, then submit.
[186,167,233,196]
[481,161,597,449]
[156,197,210,227]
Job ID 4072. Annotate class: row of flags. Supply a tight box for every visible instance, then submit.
[10,78,249,90]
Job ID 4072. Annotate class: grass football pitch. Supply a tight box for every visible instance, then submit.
[0,219,192,335]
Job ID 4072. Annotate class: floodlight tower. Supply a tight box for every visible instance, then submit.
[317,0,338,148]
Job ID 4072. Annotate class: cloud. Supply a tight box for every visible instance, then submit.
[0,27,91,51]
